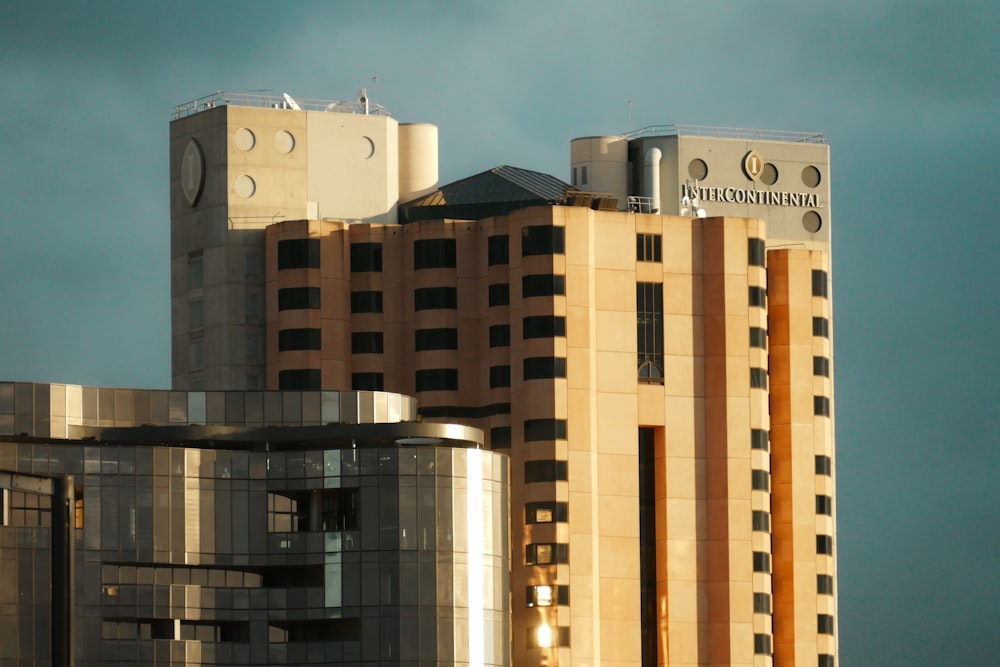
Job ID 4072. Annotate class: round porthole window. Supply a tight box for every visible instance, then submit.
[274,130,295,154]
[802,211,822,233]
[760,163,779,185]
[688,158,708,180]
[234,127,256,151]
[802,165,822,188]
[235,175,256,199]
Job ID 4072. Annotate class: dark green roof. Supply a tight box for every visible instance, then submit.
[401,165,572,223]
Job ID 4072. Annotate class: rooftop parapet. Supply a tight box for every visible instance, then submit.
[172,90,391,120]
[623,123,827,144]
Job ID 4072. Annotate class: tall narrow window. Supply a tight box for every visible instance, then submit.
[639,427,657,667]
[637,283,664,382]
[488,235,509,265]
[637,233,662,262]
[188,252,203,290]
[748,238,766,267]
[812,269,829,297]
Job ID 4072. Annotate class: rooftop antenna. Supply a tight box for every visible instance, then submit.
[371,76,378,110]
[627,98,632,134]
[358,88,369,115]
[680,179,707,218]
[282,92,302,111]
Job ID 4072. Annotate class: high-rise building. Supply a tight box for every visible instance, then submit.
[160,91,838,667]
[171,91,837,667]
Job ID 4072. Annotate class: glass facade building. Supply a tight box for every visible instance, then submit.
[0,383,509,667]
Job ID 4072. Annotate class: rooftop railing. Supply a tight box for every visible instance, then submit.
[623,124,826,144]
[172,90,391,120]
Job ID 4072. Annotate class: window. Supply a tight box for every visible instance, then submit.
[752,511,770,532]
[526,543,568,565]
[750,327,767,349]
[523,357,566,380]
[753,634,772,655]
[814,356,830,377]
[526,585,568,607]
[749,286,767,308]
[278,369,321,391]
[526,501,568,524]
[813,316,830,337]
[636,233,662,262]
[524,419,567,441]
[748,238,766,267]
[816,495,833,515]
[818,614,835,635]
[812,269,829,297]
[489,324,510,347]
[753,593,771,614]
[817,574,834,595]
[245,252,260,276]
[489,365,511,388]
[751,428,769,451]
[489,283,510,307]
[414,286,457,310]
[415,328,458,351]
[415,368,458,392]
[351,373,384,391]
[527,625,571,649]
[188,252,203,290]
[581,166,588,185]
[752,470,770,492]
[188,298,204,330]
[279,287,321,311]
[522,274,565,297]
[278,328,321,351]
[490,426,512,448]
[245,334,260,358]
[277,239,320,269]
[189,339,204,370]
[819,655,836,667]
[816,455,832,475]
[350,243,382,272]
[351,332,383,354]
[524,460,567,482]
[414,238,456,269]
[637,282,664,381]
[245,294,259,318]
[522,225,565,256]
[814,395,831,416]
[750,368,768,389]
[523,315,566,339]
[753,551,771,573]
[488,235,509,265]
[817,535,834,555]
[350,290,382,313]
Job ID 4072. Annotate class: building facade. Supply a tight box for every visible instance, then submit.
[0,383,509,667]
[165,94,838,667]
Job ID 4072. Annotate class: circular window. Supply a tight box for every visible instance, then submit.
[274,130,295,154]
[355,136,375,160]
[234,127,255,151]
[760,163,779,185]
[688,158,708,180]
[802,165,821,188]
[235,175,256,199]
[180,139,204,207]
[802,211,822,233]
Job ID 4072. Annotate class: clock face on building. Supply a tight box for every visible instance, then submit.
[180,139,205,206]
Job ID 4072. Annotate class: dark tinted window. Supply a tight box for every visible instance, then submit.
[749,286,767,308]
[813,317,830,337]
[753,634,771,655]
[752,470,770,491]
[524,315,566,339]
[818,615,834,635]
[489,365,511,388]
[490,426,512,448]
[522,225,565,256]
[819,655,835,667]
[488,235,509,265]
[489,325,510,347]
[751,429,769,451]
[278,369,321,390]
[817,535,834,555]
[278,287,320,311]
[637,283,664,381]
[350,290,383,313]
[415,328,458,351]
[812,269,829,297]
[489,283,510,307]
[524,419,567,441]
[351,332,383,354]
[525,543,569,565]
[350,243,382,272]
[816,495,833,515]
[816,455,832,475]
[277,239,320,269]
[817,574,834,595]
[750,327,767,349]
[414,287,457,310]
[752,511,770,532]
[278,328,321,351]
[814,395,831,416]
[637,233,662,262]
[414,239,456,269]
[814,356,830,377]
[750,368,768,389]
[523,357,566,380]
[525,501,568,524]
[524,460,567,482]
[753,551,771,573]
[523,274,565,297]
[415,368,458,392]
[748,238,766,267]
[753,593,771,613]
[351,373,383,391]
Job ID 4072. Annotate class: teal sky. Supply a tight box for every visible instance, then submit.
[1,1,998,663]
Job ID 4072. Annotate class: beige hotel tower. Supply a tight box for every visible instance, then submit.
[171,92,837,667]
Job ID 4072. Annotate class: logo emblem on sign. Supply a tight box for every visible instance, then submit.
[743,150,764,181]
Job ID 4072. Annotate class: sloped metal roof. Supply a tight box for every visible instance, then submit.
[406,165,571,207]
